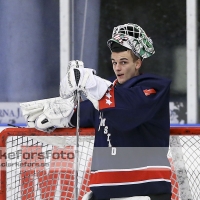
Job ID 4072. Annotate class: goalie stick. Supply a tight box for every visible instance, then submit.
[74,66,81,200]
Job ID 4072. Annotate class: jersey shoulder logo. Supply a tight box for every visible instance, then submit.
[99,86,115,110]
[143,88,156,96]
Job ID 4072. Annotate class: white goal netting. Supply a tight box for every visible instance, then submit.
[0,128,199,200]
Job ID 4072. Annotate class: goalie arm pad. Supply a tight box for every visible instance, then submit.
[60,67,112,109]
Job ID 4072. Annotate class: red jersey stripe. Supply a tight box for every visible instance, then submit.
[90,168,171,185]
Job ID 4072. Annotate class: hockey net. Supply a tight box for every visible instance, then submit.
[0,127,199,200]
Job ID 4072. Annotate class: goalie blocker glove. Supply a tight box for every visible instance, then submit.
[20,96,75,133]
[60,63,112,110]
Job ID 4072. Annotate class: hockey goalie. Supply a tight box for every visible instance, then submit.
[21,23,172,200]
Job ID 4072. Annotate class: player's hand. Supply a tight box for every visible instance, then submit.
[60,60,84,99]
[20,96,75,133]
[20,98,50,128]
[35,96,75,132]
[60,61,112,109]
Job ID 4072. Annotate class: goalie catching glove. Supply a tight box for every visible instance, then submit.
[60,61,112,110]
[20,60,82,132]
[20,96,75,133]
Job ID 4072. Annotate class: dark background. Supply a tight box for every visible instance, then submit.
[0,0,199,123]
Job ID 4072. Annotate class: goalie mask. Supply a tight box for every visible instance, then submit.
[107,23,155,59]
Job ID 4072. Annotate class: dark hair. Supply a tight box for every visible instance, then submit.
[110,42,140,62]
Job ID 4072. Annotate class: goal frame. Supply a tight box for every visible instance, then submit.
[0,127,94,199]
[0,126,199,200]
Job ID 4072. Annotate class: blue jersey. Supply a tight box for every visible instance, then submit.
[71,73,171,199]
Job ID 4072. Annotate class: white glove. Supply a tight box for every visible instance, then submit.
[60,60,84,99]
[20,60,82,132]
[20,96,75,133]
[60,66,112,110]
[82,191,93,200]
[20,97,58,128]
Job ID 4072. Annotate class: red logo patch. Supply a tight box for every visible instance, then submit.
[143,89,156,96]
[99,86,115,110]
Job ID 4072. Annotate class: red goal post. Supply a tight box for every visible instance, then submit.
[0,127,199,200]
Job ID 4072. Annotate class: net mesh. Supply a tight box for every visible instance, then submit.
[0,128,199,200]
[169,136,200,200]
[5,135,94,200]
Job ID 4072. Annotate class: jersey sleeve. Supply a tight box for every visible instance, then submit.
[98,77,171,132]
[70,99,96,128]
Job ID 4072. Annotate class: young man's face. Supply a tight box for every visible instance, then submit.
[111,50,141,84]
